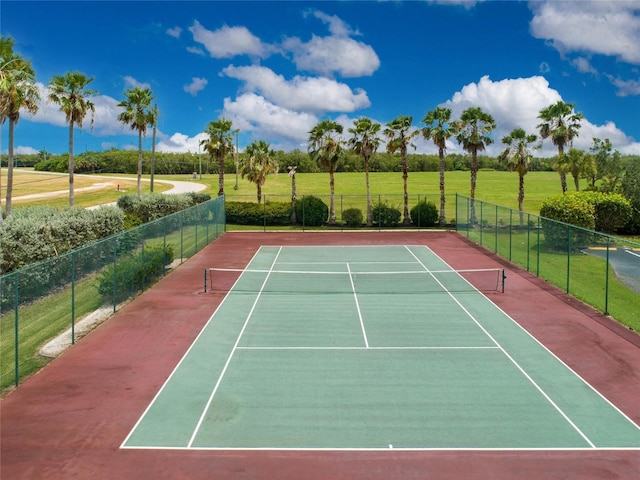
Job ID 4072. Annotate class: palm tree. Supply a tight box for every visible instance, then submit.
[556,148,593,192]
[117,87,155,197]
[288,165,297,224]
[240,139,278,203]
[384,115,416,226]
[348,117,381,226]
[308,119,344,224]
[453,107,496,224]
[200,118,235,196]
[537,101,583,194]
[149,104,159,192]
[48,71,97,207]
[0,36,40,219]
[499,127,538,225]
[421,107,454,226]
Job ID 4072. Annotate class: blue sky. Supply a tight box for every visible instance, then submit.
[3,0,640,157]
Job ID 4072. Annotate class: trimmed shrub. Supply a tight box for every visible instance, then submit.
[540,194,595,250]
[372,201,401,227]
[342,208,363,227]
[117,193,193,223]
[295,196,328,226]
[410,199,438,227]
[574,191,631,234]
[97,242,174,301]
[225,201,291,226]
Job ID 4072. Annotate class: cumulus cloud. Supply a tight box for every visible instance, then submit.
[442,75,640,156]
[571,57,598,76]
[184,77,208,96]
[530,1,640,64]
[156,132,207,153]
[221,65,370,112]
[221,93,319,144]
[282,11,379,78]
[15,145,39,155]
[283,35,380,78]
[188,20,269,58]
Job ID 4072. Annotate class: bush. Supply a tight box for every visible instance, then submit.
[372,201,401,227]
[342,208,363,227]
[97,242,174,301]
[572,191,631,234]
[0,206,124,274]
[410,199,438,227]
[226,201,291,226]
[540,194,595,250]
[117,193,193,223]
[296,196,328,226]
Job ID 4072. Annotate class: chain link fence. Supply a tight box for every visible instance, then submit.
[1,197,225,390]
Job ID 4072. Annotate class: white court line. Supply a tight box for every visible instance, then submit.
[404,245,597,449]
[186,247,283,448]
[348,262,370,348]
[236,346,499,350]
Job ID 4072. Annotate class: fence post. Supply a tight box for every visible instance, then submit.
[536,216,541,276]
[605,237,610,315]
[71,252,76,345]
[494,204,498,253]
[14,273,19,387]
[566,227,571,293]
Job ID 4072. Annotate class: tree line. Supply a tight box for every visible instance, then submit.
[2,34,638,231]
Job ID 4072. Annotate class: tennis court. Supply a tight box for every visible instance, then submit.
[122,245,640,451]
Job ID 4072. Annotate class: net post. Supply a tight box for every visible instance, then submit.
[501,269,506,293]
[204,268,207,293]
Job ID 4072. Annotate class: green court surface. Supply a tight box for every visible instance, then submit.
[122,245,640,450]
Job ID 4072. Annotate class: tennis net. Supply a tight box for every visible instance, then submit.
[205,267,505,295]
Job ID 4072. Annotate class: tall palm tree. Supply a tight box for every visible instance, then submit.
[384,115,416,226]
[200,118,235,196]
[0,36,40,219]
[537,100,583,194]
[499,127,538,225]
[240,139,278,203]
[453,107,496,224]
[48,71,97,207]
[421,107,454,226]
[117,87,155,197]
[308,119,344,224]
[348,117,381,226]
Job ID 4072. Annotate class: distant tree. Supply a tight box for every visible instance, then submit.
[240,139,278,203]
[384,115,417,225]
[48,71,97,207]
[556,148,594,192]
[499,127,538,225]
[117,87,155,197]
[149,104,159,192]
[453,107,496,224]
[0,36,40,219]
[537,101,583,194]
[201,118,235,196]
[308,119,344,224]
[421,107,454,226]
[348,117,381,226]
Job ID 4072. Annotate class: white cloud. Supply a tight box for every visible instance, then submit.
[186,46,205,56]
[188,20,269,58]
[166,26,182,38]
[539,62,551,74]
[571,57,598,76]
[282,11,379,78]
[156,132,207,153]
[123,76,151,90]
[15,145,39,155]
[283,35,380,78]
[221,65,370,113]
[221,93,319,144]
[184,77,208,96]
[442,75,640,156]
[607,75,640,97]
[530,1,640,64]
